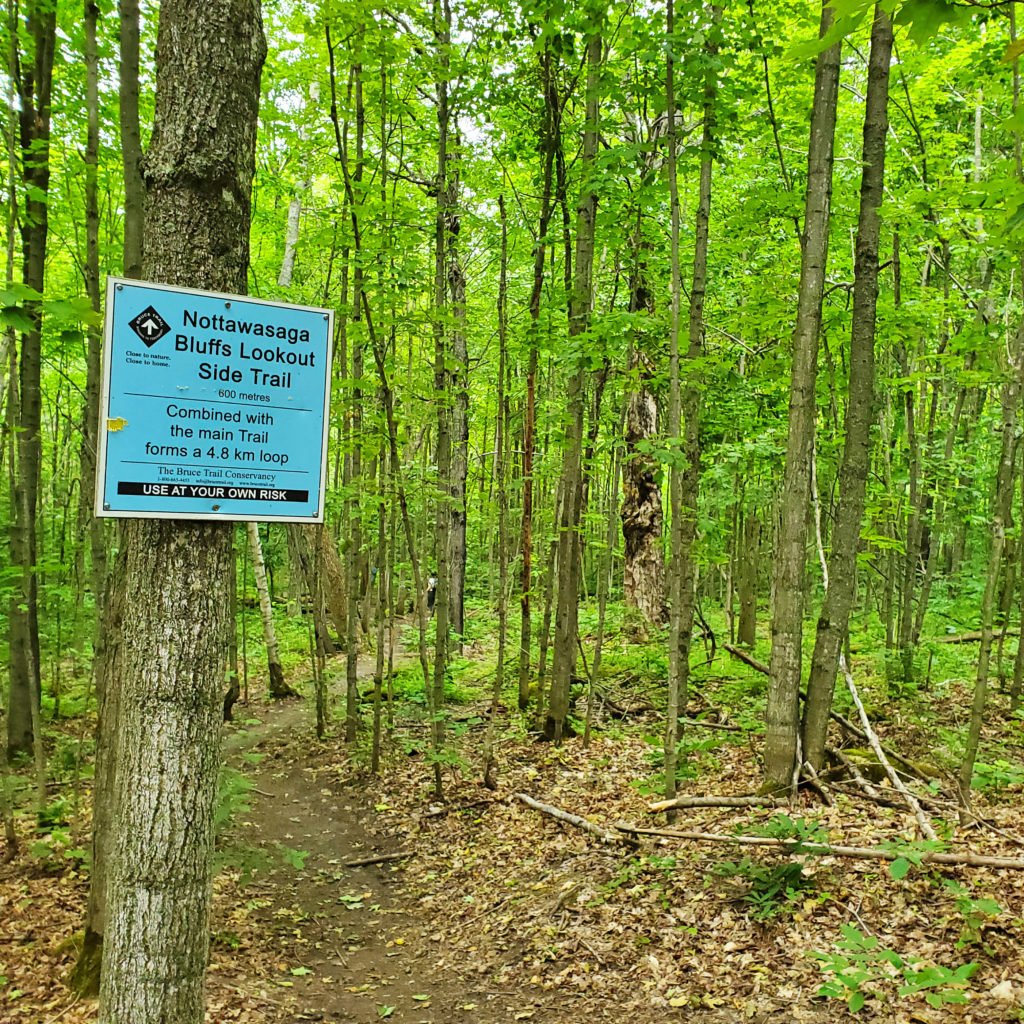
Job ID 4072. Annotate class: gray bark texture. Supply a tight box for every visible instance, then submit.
[801,5,892,774]
[763,1,841,790]
[8,0,56,759]
[546,26,601,743]
[97,1,265,1021]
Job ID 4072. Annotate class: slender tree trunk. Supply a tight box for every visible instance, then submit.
[763,2,841,790]
[737,511,760,648]
[546,19,601,743]
[518,46,557,711]
[7,0,56,760]
[958,326,1023,798]
[247,523,294,699]
[483,195,510,788]
[98,4,265,1018]
[802,5,893,775]
[371,458,387,773]
[665,3,716,803]
[79,0,106,634]
[73,0,143,983]
[345,40,366,743]
[119,0,143,278]
[448,152,469,648]
[428,0,453,794]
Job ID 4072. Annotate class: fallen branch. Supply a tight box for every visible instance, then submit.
[934,628,1019,644]
[682,717,744,732]
[649,794,787,812]
[343,851,415,868]
[723,643,769,675]
[423,799,495,819]
[614,824,1024,870]
[515,793,639,848]
[595,689,655,718]
[839,655,938,841]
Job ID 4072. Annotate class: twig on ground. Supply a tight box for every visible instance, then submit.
[614,823,1024,869]
[838,655,938,841]
[515,793,640,848]
[343,851,415,868]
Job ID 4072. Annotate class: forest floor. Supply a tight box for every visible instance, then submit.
[2,625,1024,1023]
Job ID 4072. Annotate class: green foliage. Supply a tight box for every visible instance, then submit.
[970,760,1024,792]
[942,880,1003,949]
[751,814,829,850]
[876,839,949,881]
[30,803,87,870]
[813,924,978,1014]
[214,767,253,834]
[602,854,679,909]
[712,856,816,922]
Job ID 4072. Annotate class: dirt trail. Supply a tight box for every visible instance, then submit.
[213,674,532,1024]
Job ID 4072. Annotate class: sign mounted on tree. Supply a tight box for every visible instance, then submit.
[95,277,333,523]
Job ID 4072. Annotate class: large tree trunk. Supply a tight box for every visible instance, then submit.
[763,1,841,790]
[97,4,265,1020]
[621,236,665,627]
[802,5,893,774]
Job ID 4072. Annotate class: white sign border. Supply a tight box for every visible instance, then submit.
[95,276,334,524]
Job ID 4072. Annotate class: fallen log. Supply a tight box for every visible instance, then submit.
[515,793,639,848]
[934,628,1019,644]
[614,824,1024,870]
[649,794,787,812]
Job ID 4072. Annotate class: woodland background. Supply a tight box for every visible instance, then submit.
[3,0,1024,1020]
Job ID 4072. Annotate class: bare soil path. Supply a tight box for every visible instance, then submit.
[211,670,561,1024]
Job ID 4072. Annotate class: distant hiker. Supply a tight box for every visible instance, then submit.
[426,575,438,616]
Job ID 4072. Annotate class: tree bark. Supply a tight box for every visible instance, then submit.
[98,2,265,1019]
[665,3,716,803]
[621,234,665,627]
[517,43,558,711]
[802,5,892,775]
[119,0,143,277]
[247,523,294,699]
[736,511,760,648]
[545,18,601,744]
[7,0,56,759]
[764,2,841,790]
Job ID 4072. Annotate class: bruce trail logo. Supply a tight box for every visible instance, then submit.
[128,306,171,347]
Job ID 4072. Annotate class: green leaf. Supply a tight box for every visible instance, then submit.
[290,966,313,976]
[1005,39,1024,63]
[377,1005,396,1018]
[889,857,911,880]
[848,990,866,1013]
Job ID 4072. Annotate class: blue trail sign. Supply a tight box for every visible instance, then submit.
[96,278,334,522]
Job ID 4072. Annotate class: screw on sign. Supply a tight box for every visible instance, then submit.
[128,305,171,347]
